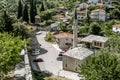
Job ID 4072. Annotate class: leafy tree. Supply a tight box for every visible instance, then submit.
[1,11,14,33]
[23,4,29,23]
[30,0,35,23]
[106,35,120,53]
[110,9,120,19]
[90,22,101,35]
[0,33,26,79]
[79,49,120,80]
[17,0,23,19]
[40,2,45,12]
[13,22,30,39]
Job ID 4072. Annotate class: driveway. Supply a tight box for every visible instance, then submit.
[33,31,80,80]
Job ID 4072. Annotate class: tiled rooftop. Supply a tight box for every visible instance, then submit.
[64,47,93,60]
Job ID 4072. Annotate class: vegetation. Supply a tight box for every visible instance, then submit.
[0,33,26,79]
[79,49,120,80]
[45,33,54,42]
[23,4,29,22]
[17,0,23,19]
[30,0,35,23]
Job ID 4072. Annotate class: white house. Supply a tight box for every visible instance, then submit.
[54,32,73,49]
[77,3,89,10]
[63,47,94,72]
[112,24,120,34]
[88,0,99,3]
[77,10,87,19]
[91,9,106,21]
[50,22,59,31]
[81,35,108,48]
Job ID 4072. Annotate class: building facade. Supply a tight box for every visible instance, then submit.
[81,35,108,48]
[112,24,120,34]
[54,32,73,49]
[88,0,99,3]
[63,47,93,72]
[91,9,106,21]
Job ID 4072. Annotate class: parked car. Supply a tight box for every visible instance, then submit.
[58,53,63,56]
[33,58,43,62]
[31,49,41,56]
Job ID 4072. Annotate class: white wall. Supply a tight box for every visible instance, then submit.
[91,11,106,21]
[88,0,99,3]
[112,26,120,34]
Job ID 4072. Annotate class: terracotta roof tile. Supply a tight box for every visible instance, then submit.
[92,9,105,13]
[113,24,120,28]
[55,32,73,38]
[53,14,65,18]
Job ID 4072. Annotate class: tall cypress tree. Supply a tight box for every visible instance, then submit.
[2,11,13,33]
[17,0,23,19]
[23,4,29,23]
[40,2,45,12]
[34,0,37,16]
[30,0,35,23]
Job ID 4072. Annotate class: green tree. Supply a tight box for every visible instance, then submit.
[90,22,101,35]
[34,0,37,15]
[30,0,35,23]
[106,35,120,53]
[17,0,23,19]
[13,22,30,39]
[2,11,14,33]
[110,9,120,19]
[23,4,29,23]
[0,33,26,79]
[79,49,120,80]
[40,2,45,12]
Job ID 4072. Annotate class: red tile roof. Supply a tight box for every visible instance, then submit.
[55,32,73,38]
[92,9,105,13]
[113,24,120,28]
[53,14,65,18]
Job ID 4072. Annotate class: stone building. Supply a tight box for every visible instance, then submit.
[35,15,40,25]
[81,35,108,48]
[54,32,73,49]
[63,47,93,72]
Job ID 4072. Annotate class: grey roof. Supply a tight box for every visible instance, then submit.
[81,35,108,43]
[50,23,58,28]
[64,47,93,60]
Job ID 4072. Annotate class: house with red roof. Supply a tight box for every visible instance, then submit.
[54,32,73,49]
[112,24,120,34]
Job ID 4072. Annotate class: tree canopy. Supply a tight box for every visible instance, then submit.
[79,49,120,80]
[0,33,26,79]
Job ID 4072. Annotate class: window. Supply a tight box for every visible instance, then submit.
[75,67,77,71]
[72,39,73,42]
[66,38,68,41]
[65,64,67,67]
[99,43,102,47]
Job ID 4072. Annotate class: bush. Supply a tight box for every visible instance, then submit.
[45,33,53,42]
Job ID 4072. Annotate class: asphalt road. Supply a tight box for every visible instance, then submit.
[30,31,80,80]
[36,31,62,75]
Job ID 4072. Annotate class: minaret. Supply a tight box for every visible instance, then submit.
[73,9,78,48]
